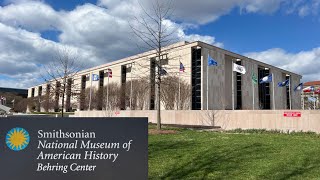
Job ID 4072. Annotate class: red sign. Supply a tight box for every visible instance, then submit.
[115,111,120,115]
[283,112,301,117]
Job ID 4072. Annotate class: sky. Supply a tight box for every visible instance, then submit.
[0,0,320,89]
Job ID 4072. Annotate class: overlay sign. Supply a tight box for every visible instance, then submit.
[283,111,302,117]
[0,117,148,180]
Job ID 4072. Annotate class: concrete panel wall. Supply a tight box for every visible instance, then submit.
[241,59,257,110]
[271,68,285,109]
[75,110,320,133]
[200,43,303,111]
[33,87,39,97]
[252,64,259,110]
[224,55,232,110]
[291,75,302,109]
[27,88,32,98]
[202,47,226,110]
[281,73,287,109]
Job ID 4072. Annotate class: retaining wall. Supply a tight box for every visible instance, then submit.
[74,110,320,133]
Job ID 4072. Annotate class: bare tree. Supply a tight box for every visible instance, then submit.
[75,87,104,112]
[103,82,121,110]
[41,49,83,117]
[14,98,29,112]
[160,75,191,110]
[79,88,94,111]
[161,76,178,110]
[179,82,192,110]
[41,87,56,112]
[130,0,177,130]
[100,82,122,117]
[126,77,150,110]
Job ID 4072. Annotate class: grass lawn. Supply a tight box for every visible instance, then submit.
[149,127,320,179]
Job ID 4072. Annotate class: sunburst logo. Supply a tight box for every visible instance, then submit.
[6,127,30,151]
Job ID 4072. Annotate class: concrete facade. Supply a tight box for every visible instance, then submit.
[200,42,301,110]
[28,41,302,112]
[75,110,320,133]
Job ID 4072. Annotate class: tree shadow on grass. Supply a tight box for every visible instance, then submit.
[154,142,271,180]
[149,139,198,159]
[258,154,320,180]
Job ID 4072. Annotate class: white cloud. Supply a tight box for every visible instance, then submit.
[0,74,39,89]
[98,0,286,24]
[98,0,320,23]
[0,1,223,88]
[0,1,60,31]
[285,0,320,17]
[1,0,319,89]
[245,48,320,82]
[298,5,310,17]
[178,31,223,48]
[3,0,41,4]
[0,22,100,83]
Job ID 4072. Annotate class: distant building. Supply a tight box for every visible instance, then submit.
[302,81,320,109]
[0,87,28,98]
[28,41,302,112]
[304,81,320,87]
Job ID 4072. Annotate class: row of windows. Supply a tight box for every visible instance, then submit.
[192,48,202,110]
[30,50,294,111]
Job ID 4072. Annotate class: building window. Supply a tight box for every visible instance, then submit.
[81,75,87,89]
[235,60,242,109]
[149,58,156,110]
[31,88,35,97]
[37,86,42,112]
[54,82,61,112]
[258,67,271,109]
[80,75,86,110]
[99,70,104,87]
[120,65,127,110]
[96,70,105,110]
[286,75,290,109]
[38,86,42,96]
[46,84,50,93]
[192,47,201,110]
[66,78,72,112]
[44,84,50,112]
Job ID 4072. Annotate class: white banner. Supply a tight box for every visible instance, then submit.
[308,97,317,102]
[233,63,246,74]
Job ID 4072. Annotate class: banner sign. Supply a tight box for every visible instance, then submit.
[283,112,301,117]
[0,117,148,180]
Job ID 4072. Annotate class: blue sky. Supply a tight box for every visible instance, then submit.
[201,10,320,53]
[0,0,320,88]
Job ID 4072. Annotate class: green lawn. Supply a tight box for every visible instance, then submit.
[149,128,320,179]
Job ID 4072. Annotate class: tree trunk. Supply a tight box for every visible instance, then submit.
[157,50,161,130]
[61,83,66,117]
[157,75,161,130]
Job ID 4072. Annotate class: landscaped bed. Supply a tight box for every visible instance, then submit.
[149,126,320,179]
